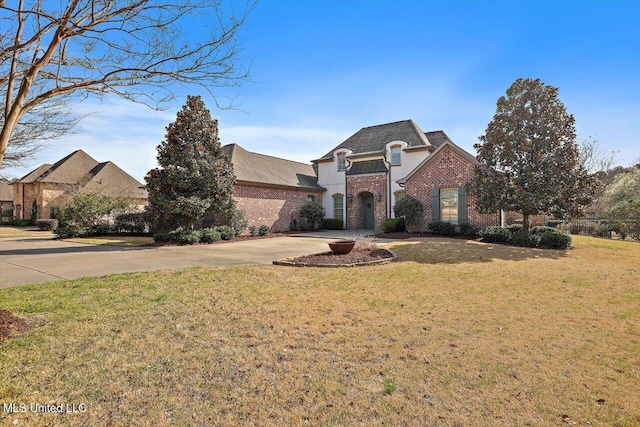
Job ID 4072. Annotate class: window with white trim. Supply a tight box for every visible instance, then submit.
[333,195,344,222]
[440,188,458,223]
[390,146,402,166]
[337,153,346,171]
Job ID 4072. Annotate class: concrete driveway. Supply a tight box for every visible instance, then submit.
[0,235,338,288]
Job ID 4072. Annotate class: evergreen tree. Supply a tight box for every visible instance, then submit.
[145,95,235,231]
[469,78,596,230]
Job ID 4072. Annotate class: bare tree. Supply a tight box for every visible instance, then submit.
[578,136,616,174]
[0,0,254,167]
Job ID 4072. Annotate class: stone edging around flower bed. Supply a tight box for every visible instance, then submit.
[272,249,398,268]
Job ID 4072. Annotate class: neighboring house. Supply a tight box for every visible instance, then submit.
[0,179,13,221]
[13,150,148,220]
[313,120,499,230]
[223,144,325,232]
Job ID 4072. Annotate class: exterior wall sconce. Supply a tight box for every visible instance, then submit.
[376,192,382,202]
[347,194,354,203]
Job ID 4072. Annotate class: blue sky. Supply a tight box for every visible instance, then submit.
[4,0,640,182]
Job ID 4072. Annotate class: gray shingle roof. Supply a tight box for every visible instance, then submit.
[317,120,433,160]
[345,160,388,175]
[224,144,323,190]
[423,130,454,148]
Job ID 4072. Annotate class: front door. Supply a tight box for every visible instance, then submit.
[363,193,374,229]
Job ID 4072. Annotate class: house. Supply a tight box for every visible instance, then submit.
[223,144,325,232]
[313,120,499,229]
[13,150,148,220]
[223,119,500,232]
[0,179,13,221]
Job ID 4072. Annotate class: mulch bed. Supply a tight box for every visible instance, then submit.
[374,231,472,240]
[0,310,27,343]
[274,248,396,267]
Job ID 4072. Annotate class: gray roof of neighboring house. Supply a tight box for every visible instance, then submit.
[17,150,146,198]
[0,179,13,202]
[316,120,446,161]
[223,144,324,190]
[345,160,388,176]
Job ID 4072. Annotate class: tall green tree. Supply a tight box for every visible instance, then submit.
[469,78,595,230]
[145,95,235,231]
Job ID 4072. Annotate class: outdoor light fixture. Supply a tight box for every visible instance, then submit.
[347,194,354,203]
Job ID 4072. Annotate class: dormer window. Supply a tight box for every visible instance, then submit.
[337,152,346,171]
[390,146,402,166]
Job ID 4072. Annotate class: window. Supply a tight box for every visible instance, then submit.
[333,195,344,222]
[307,195,316,203]
[337,153,346,171]
[50,207,59,219]
[390,146,401,166]
[440,188,458,223]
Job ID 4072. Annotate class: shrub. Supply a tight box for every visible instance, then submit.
[353,237,377,252]
[7,219,33,227]
[153,231,174,242]
[175,229,200,245]
[200,227,221,243]
[114,212,147,233]
[299,202,325,230]
[429,221,456,236]
[88,223,111,235]
[480,226,510,243]
[215,225,236,240]
[55,222,89,238]
[248,226,258,236]
[510,230,539,247]
[35,219,58,231]
[530,226,559,235]
[380,218,405,233]
[258,225,270,236]
[321,218,344,230]
[539,230,572,249]
[393,196,424,232]
[228,206,248,237]
[505,224,523,234]
[459,222,480,237]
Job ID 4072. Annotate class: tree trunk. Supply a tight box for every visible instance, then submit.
[522,213,530,232]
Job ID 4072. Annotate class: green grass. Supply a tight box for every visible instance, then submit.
[1,235,639,426]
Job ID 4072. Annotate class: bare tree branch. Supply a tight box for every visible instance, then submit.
[0,0,255,167]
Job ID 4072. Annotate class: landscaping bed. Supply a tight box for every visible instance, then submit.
[274,248,396,267]
[0,310,27,342]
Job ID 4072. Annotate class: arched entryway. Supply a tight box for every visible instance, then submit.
[360,192,374,229]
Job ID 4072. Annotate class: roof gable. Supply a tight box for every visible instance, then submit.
[82,162,147,199]
[224,144,323,190]
[398,140,479,184]
[19,150,99,184]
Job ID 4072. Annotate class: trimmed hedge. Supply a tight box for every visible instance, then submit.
[114,212,148,233]
[215,225,236,241]
[480,226,511,243]
[539,230,572,249]
[321,218,344,230]
[480,225,571,249]
[200,227,222,243]
[381,218,405,233]
[429,221,456,236]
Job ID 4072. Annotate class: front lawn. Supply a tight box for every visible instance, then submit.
[0,226,52,239]
[1,236,638,426]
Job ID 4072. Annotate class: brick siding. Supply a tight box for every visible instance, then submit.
[345,174,388,229]
[233,184,324,232]
[405,145,499,229]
